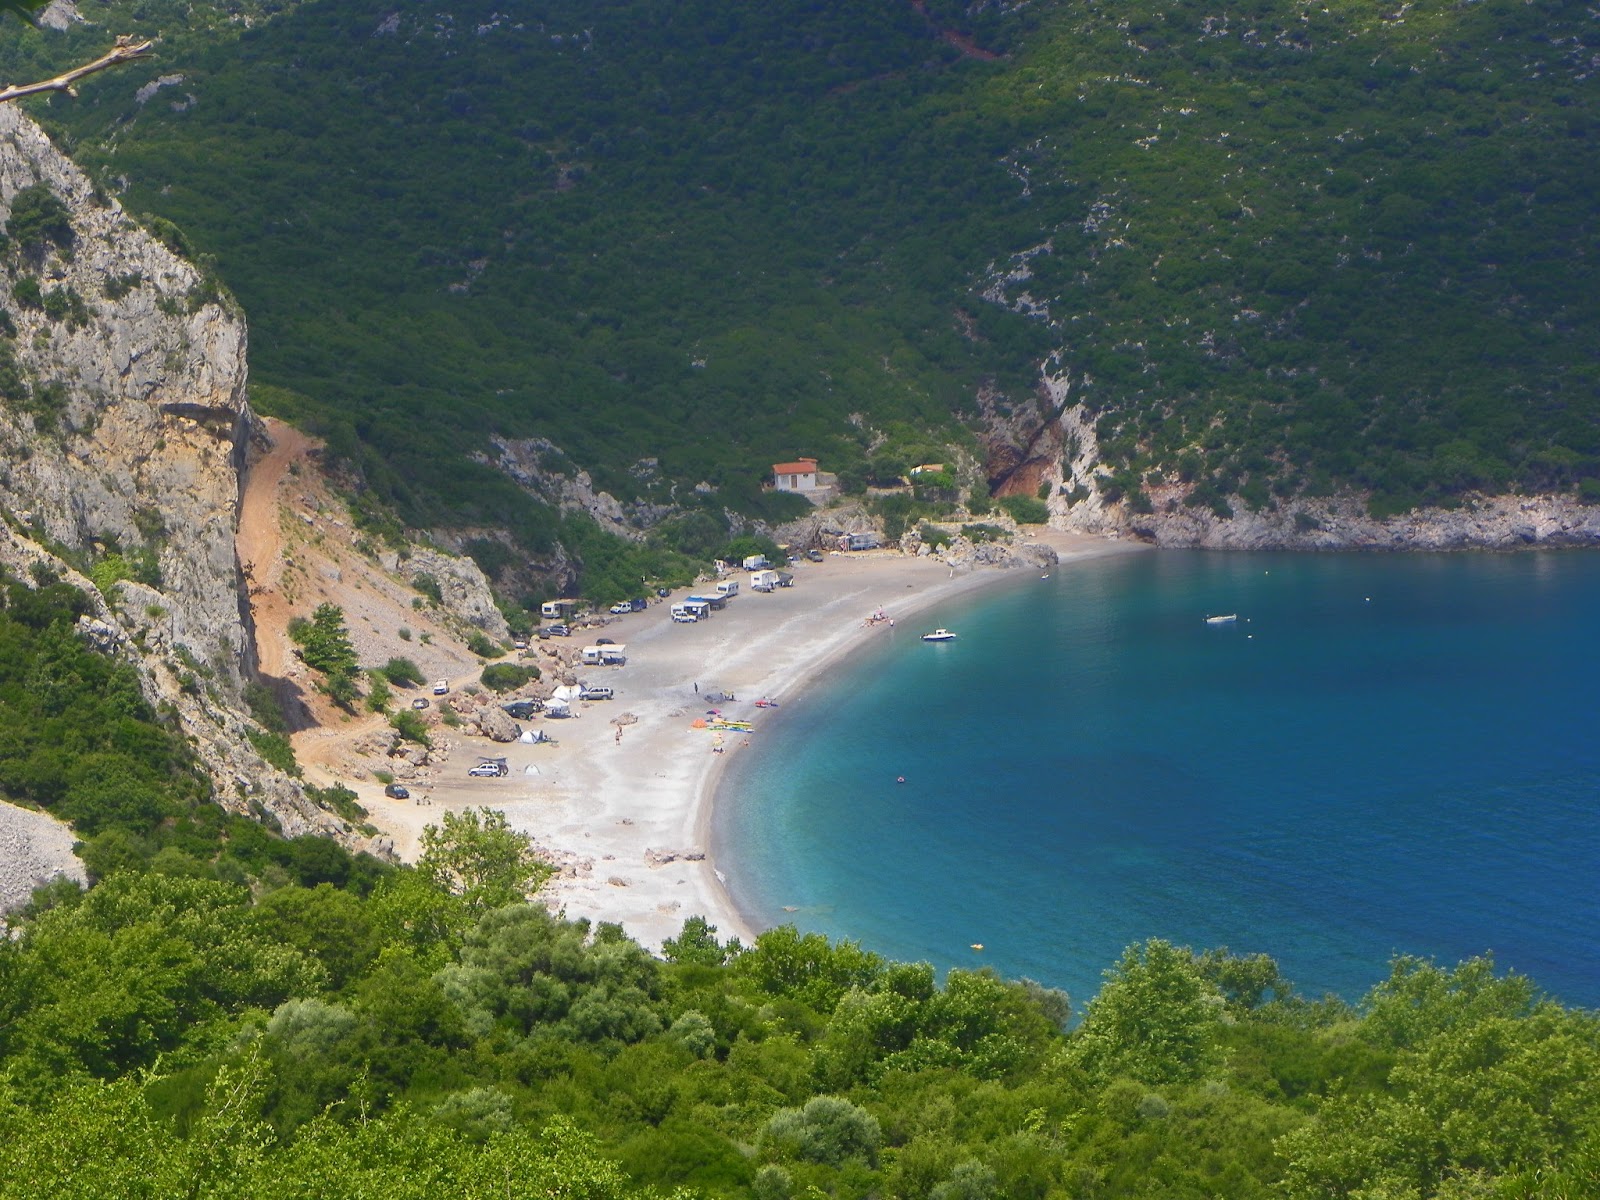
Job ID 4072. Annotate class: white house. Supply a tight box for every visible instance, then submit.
[772,457,819,493]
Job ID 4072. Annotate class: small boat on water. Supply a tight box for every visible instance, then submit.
[1205,613,1238,625]
[922,628,958,642]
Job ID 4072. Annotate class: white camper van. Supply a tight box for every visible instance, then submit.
[714,580,739,598]
[749,569,780,592]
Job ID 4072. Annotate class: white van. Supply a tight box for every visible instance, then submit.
[432,679,449,695]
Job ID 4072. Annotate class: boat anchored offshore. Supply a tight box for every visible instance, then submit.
[922,628,958,642]
[1204,613,1238,625]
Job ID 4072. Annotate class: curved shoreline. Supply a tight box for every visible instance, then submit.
[691,559,1026,942]
[695,532,1144,944]
[361,533,1138,953]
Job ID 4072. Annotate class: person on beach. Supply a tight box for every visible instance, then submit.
[615,726,622,745]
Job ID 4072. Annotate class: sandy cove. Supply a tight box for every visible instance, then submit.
[361,532,1137,951]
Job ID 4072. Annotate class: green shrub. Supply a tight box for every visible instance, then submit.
[480,663,536,693]
[918,524,952,551]
[390,709,431,746]
[466,631,502,659]
[12,276,42,310]
[5,183,75,255]
[380,657,425,687]
[247,727,301,777]
[961,523,1008,544]
[997,495,1049,525]
[245,682,289,734]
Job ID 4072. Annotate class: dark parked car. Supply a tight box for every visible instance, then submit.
[384,783,410,799]
[630,598,648,612]
[501,699,542,719]
[596,637,615,645]
[411,697,430,710]
[806,548,825,562]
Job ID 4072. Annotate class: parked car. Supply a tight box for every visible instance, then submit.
[512,636,529,650]
[384,783,410,799]
[806,548,824,562]
[579,686,614,701]
[501,699,542,719]
[630,598,648,612]
[672,611,698,623]
[609,601,632,615]
[469,762,507,778]
[410,697,430,710]
[596,637,615,645]
[542,624,571,638]
[432,679,449,695]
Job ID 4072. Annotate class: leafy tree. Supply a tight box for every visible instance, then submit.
[389,708,431,747]
[365,670,393,713]
[1066,939,1226,1085]
[661,914,739,966]
[290,604,360,707]
[0,873,322,1085]
[737,924,885,1012]
[760,1095,881,1168]
[417,808,550,916]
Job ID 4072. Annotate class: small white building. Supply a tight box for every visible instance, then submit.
[772,457,820,493]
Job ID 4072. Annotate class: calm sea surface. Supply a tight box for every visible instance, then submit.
[714,550,1600,1008]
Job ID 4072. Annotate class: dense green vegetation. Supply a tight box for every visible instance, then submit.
[3,571,1598,1195]
[6,0,1593,561]
[3,864,1598,1197]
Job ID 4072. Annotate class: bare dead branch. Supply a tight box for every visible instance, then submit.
[0,35,154,105]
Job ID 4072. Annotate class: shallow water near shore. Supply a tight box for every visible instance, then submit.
[715,549,1600,1007]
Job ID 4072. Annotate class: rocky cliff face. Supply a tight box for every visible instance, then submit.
[0,107,363,845]
[0,106,252,679]
[978,390,1600,551]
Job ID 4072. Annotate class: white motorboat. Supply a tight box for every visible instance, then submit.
[921,628,958,642]
[1204,613,1238,625]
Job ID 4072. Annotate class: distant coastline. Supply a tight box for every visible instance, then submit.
[1057,490,1600,552]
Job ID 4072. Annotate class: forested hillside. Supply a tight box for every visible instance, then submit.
[3,579,1599,1198]
[2,0,1595,567]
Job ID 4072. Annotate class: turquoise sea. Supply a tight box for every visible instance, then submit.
[715,550,1600,1008]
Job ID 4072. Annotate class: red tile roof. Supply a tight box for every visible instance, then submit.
[772,458,819,475]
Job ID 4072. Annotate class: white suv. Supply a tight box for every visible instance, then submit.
[468,762,506,778]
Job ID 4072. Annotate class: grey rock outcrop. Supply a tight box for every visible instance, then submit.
[0,108,365,848]
[0,799,86,918]
[400,548,511,637]
[0,106,252,684]
[1062,483,1600,551]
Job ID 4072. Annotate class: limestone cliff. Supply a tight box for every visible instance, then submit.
[0,107,361,844]
[978,386,1600,551]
